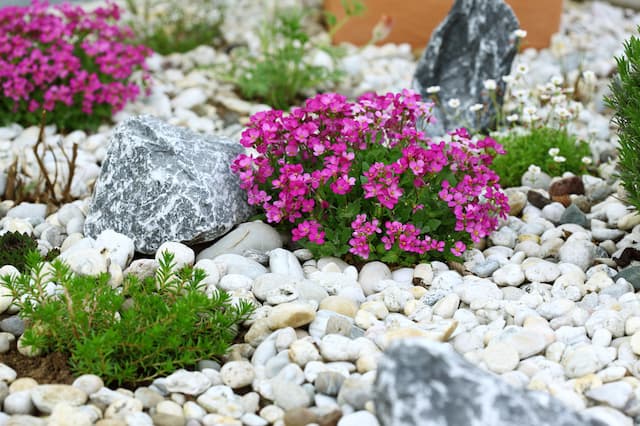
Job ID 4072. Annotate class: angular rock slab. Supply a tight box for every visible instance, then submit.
[84,115,253,254]
[413,0,519,135]
[374,339,606,426]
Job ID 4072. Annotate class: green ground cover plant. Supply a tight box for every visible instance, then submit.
[123,0,225,55]
[1,251,254,386]
[490,127,591,187]
[606,30,640,211]
[221,6,346,110]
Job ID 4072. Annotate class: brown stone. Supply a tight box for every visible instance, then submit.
[549,176,585,197]
[527,190,551,209]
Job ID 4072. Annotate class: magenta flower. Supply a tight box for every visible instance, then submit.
[0,0,151,130]
[232,89,509,263]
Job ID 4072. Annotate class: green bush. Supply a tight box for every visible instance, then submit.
[124,0,225,55]
[1,251,254,386]
[491,127,591,188]
[221,6,344,110]
[606,30,640,210]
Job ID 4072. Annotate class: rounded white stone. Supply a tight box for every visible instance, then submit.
[60,247,108,276]
[220,361,255,388]
[359,262,392,296]
[165,369,212,395]
[433,294,460,318]
[95,229,135,270]
[267,302,316,329]
[3,390,34,415]
[156,400,184,417]
[269,248,304,279]
[289,338,322,367]
[319,334,358,362]
[31,384,88,414]
[492,264,525,286]
[0,363,17,382]
[483,343,520,374]
[523,259,561,283]
[156,241,195,269]
[72,374,104,396]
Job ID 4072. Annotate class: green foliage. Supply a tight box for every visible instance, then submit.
[0,231,38,273]
[221,6,345,110]
[491,127,591,188]
[324,0,366,37]
[606,30,640,211]
[124,0,225,55]
[2,251,254,386]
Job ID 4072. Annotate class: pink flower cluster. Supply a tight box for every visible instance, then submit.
[232,90,509,262]
[0,0,151,120]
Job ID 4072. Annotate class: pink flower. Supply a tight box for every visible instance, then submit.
[231,90,508,264]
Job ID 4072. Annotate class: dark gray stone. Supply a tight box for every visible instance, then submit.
[615,266,640,291]
[374,339,607,426]
[413,0,519,135]
[84,115,253,254]
[559,204,589,228]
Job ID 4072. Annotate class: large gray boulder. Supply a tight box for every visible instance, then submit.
[84,115,253,254]
[413,0,519,135]
[374,339,607,426]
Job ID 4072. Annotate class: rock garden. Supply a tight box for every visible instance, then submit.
[1,0,640,425]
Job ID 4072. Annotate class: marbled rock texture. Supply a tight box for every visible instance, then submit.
[413,0,519,135]
[84,115,253,254]
[374,339,606,426]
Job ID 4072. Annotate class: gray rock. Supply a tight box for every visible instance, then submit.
[374,339,606,426]
[413,0,519,134]
[0,315,25,336]
[615,266,640,291]
[559,204,588,228]
[84,115,253,254]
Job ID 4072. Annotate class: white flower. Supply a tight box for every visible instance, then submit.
[483,79,497,91]
[469,103,484,112]
[514,89,529,99]
[555,107,571,119]
[582,156,593,165]
[553,156,566,163]
[502,75,515,84]
[548,147,560,156]
[426,86,441,94]
[513,29,528,39]
[582,70,597,86]
[523,106,537,116]
[506,114,519,122]
[516,64,529,75]
[528,164,541,174]
[447,98,460,109]
[550,95,566,105]
[551,75,564,86]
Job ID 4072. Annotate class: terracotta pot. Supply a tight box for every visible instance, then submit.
[324,0,563,50]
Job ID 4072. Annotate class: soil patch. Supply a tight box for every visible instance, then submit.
[0,341,75,385]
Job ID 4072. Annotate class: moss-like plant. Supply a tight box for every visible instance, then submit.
[0,231,38,272]
[490,127,591,188]
[606,30,640,210]
[1,251,254,386]
[124,0,225,55]
[221,6,345,110]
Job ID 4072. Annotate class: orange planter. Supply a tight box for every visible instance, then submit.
[324,0,563,50]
